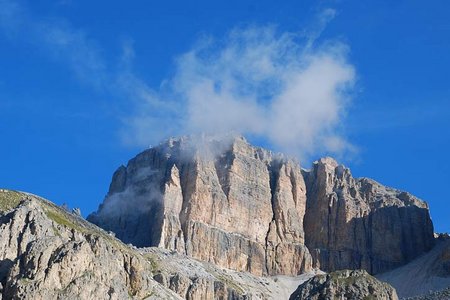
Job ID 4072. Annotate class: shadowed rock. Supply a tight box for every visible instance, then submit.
[289,269,398,300]
[377,235,450,298]
[303,157,435,274]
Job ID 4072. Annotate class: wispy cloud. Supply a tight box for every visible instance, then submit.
[0,0,109,90]
[124,22,356,159]
[0,1,357,160]
[303,8,337,49]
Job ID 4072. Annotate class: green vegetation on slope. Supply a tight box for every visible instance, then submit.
[0,189,24,212]
[0,189,135,254]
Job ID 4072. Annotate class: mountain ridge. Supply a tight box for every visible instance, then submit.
[0,135,447,299]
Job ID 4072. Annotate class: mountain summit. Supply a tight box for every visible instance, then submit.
[88,135,435,277]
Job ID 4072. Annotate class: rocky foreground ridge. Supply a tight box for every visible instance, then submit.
[89,135,435,278]
[0,189,322,299]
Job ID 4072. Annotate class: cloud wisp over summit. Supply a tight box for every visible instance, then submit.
[125,23,356,159]
[0,1,356,160]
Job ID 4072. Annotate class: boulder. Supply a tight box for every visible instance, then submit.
[290,269,398,300]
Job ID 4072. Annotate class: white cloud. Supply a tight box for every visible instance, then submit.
[125,24,356,160]
[0,1,357,160]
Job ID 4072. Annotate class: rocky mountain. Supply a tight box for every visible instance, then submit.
[1,135,445,299]
[0,189,321,299]
[303,157,435,274]
[0,190,176,299]
[289,269,399,300]
[88,135,313,277]
[89,135,435,278]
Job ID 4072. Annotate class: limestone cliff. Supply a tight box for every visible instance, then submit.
[88,135,313,276]
[303,157,435,274]
[89,136,435,278]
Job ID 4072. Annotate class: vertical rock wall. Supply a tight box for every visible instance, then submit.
[303,157,435,274]
[89,137,435,276]
[89,136,313,276]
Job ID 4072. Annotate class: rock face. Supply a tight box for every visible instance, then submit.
[90,136,435,277]
[289,269,399,300]
[89,136,313,276]
[303,157,435,274]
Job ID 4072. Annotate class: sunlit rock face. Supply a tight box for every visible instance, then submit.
[88,135,313,276]
[303,157,435,274]
[89,135,435,276]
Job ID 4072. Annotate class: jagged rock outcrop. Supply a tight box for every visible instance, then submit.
[303,157,435,274]
[289,269,399,300]
[0,189,298,299]
[0,190,177,299]
[89,135,313,276]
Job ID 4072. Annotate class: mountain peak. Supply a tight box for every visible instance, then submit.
[89,135,434,277]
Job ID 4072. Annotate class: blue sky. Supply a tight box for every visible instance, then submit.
[0,0,449,232]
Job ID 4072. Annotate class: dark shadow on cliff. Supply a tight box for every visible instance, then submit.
[305,205,435,275]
